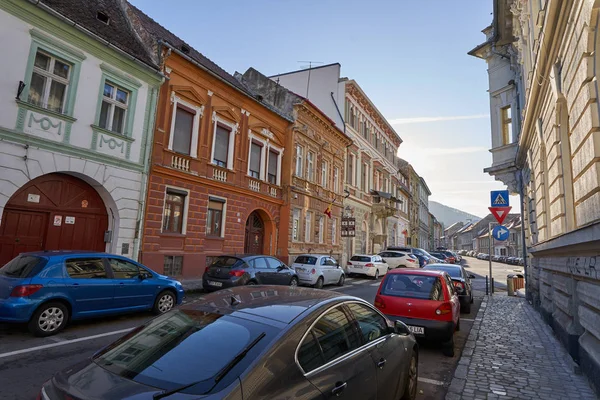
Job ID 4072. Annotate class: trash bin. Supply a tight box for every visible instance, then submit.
[513,273,525,291]
[507,274,515,296]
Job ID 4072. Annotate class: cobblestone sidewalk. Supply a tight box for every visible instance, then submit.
[446,295,598,400]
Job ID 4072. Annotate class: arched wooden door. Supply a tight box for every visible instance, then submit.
[0,173,108,265]
[244,211,264,255]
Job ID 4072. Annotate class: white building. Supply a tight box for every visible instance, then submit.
[0,0,162,265]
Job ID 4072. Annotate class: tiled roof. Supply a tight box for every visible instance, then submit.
[39,0,158,68]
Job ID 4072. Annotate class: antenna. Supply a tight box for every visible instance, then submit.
[297,61,324,98]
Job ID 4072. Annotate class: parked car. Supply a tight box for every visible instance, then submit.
[374,269,460,357]
[378,251,419,269]
[38,286,419,400]
[422,264,475,313]
[291,254,345,288]
[452,251,462,263]
[347,255,389,279]
[437,251,457,264]
[412,253,430,268]
[0,251,184,337]
[429,252,451,263]
[203,255,298,292]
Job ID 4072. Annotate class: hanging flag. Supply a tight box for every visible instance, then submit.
[324,202,333,218]
[402,229,408,236]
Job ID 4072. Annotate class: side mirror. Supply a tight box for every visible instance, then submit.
[394,320,411,336]
[469,273,476,279]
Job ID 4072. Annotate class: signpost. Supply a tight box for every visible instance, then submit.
[488,190,512,295]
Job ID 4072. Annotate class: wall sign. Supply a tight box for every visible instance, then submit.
[53,215,62,226]
[81,200,88,208]
[65,216,75,225]
[27,194,40,203]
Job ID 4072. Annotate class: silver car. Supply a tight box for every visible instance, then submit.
[291,254,345,288]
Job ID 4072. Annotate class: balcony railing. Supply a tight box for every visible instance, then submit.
[212,168,227,182]
[171,155,190,172]
[249,179,261,192]
[269,187,277,197]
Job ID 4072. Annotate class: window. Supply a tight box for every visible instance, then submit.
[380,274,444,301]
[305,212,313,242]
[249,141,262,179]
[347,154,354,185]
[332,217,337,245]
[0,255,44,278]
[321,161,328,188]
[297,331,324,373]
[253,257,268,269]
[28,50,71,113]
[346,303,389,343]
[266,257,283,269]
[361,162,368,191]
[295,255,317,265]
[295,145,304,177]
[207,197,225,237]
[65,258,107,279]
[501,106,512,145]
[213,125,231,168]
[163,255,183,276]
[307,152,315,181]
[292,209,301,242]
[109,258,143,279]
[171,107,194,155]
[99,82,129,134]
[163,191,186,233]
[334,167,340,193]
[268,149,279,184]
[318,216,324,244]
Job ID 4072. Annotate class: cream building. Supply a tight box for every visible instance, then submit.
[470,0,600,390]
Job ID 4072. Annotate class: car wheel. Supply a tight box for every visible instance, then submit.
[28,302,69,337]
[337,274,345,286]
[246,280,257,286]
[315,276,324,289]
[374,269,380,280]
[289,276,299,287]
[153,291,176,315]
[400,351,418,400]
[442,335,455,357]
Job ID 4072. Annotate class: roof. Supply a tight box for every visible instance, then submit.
[267,63,341,78]
[39,0,158,68]
[22,250,99,257]
[182,285,348,325]
[387,269,448,277]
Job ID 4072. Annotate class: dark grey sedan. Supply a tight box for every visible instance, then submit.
[202,255,299,292]
[38,286,419,400]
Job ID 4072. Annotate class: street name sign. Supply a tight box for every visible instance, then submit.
[490,190,510,207]
[489,206,512,225]
[492,225,510,241]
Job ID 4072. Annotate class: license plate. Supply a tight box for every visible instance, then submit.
[408,325,424,335]
[208,281,222,287]
[295,267,305,272]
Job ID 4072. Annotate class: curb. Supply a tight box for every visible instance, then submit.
[445,296,489,400]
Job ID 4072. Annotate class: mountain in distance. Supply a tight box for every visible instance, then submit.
[429,201,481,228]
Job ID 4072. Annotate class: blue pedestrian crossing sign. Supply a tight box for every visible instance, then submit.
[490,190,509,207]
[492,225,510,241]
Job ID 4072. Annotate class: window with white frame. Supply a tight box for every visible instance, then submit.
[249,141,263,179]
[334,167,339,193]
[213,125,231,168]
[295,145,304,178]
[168,95,202,158]
[332,217,337,245]
[346,154,355,185]
[305,212,313,242]
[321,160,328,188]
[374,170,380,190]
[28,50,71,113]
[307,151,315,181]
[318,216,325,243]
[268,149,279,184]
[361,162,368,191]
[501,106,512,145]
[292,209,301,241]
[99,81,129,134]
[162,189,187,234]
[207,197,226,237]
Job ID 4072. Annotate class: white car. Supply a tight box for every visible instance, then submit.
[291,254,345,288]
[378,251,419,269]
[346,254,389,279]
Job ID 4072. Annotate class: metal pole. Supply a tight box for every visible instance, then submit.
[488,222,493,295]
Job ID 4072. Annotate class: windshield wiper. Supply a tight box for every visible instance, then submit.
[153,332,266,400]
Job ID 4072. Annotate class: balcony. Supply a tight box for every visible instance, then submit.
[212,166,228,182]
[171,154,190,172]
[485,142,519,192]
[248,178,261,192]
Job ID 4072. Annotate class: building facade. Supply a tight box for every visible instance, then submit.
[418,177,431,250]
[0,0,162,266]
[471,0,600,388]
[133,11,291,276]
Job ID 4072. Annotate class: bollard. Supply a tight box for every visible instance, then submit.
[492,277,495,294]
[485,275,489,295]
[507,274,515,296]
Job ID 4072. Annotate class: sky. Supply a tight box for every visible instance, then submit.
[130,0,518,218]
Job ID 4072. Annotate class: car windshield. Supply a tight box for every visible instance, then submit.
[93,310,274,394]
[208,256,242,268]
[0,256,44,278]
[380,274,443,300]
[424,266,462,278]
[351,256,372,262]
[294,256,317,265]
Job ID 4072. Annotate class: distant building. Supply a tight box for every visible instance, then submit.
[443,222,464,250]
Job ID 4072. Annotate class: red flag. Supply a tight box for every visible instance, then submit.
[324,202,333,218]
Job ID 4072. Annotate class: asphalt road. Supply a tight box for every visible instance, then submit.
[0,266,486,400]
[460,255,525,293]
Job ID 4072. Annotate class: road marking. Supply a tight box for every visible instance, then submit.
[0,328,132,360]
[370,282,380,287]
[418,377,445,386]
[461,318,476,322]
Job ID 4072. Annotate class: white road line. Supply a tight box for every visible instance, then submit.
[418,377,445,386]
[370,282,381,287]
[461,318,476,322]
[0,328,132,360]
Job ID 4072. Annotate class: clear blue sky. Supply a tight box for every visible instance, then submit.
[131,0,517,218]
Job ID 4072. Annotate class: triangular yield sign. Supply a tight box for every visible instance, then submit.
[489,206,512,225]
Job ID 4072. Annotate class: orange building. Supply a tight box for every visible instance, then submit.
[131,9,292,276]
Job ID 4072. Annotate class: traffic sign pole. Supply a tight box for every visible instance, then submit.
[489,222,493,294]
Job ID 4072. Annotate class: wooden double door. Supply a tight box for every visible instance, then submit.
[0,173,108,266]
[244,211,264,255]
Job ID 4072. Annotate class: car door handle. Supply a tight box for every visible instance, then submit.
[377,358,387,369]
[331,381,347,397]
[71,283,79,286]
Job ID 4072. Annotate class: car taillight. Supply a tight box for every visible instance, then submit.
[374,295,385,309]
[436,302,452,315]
[365,263,374,267]
[347,261,352,266]
[454,281,465,290]
[311,268,316,274]
[10,284,43,297]
[408,258,416,262]
[229,269,246,277]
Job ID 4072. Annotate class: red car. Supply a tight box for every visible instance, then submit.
[374,269,460,356]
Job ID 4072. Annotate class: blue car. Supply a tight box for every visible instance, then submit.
[0,251,184,336]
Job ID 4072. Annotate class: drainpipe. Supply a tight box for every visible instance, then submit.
[517,169,530,301]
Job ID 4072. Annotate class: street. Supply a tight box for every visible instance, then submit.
[0,258,500,400]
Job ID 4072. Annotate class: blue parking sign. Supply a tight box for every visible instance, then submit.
[492,225,510,241]
[490,190,509,207]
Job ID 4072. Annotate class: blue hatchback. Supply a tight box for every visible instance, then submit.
[0,251,184,336]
